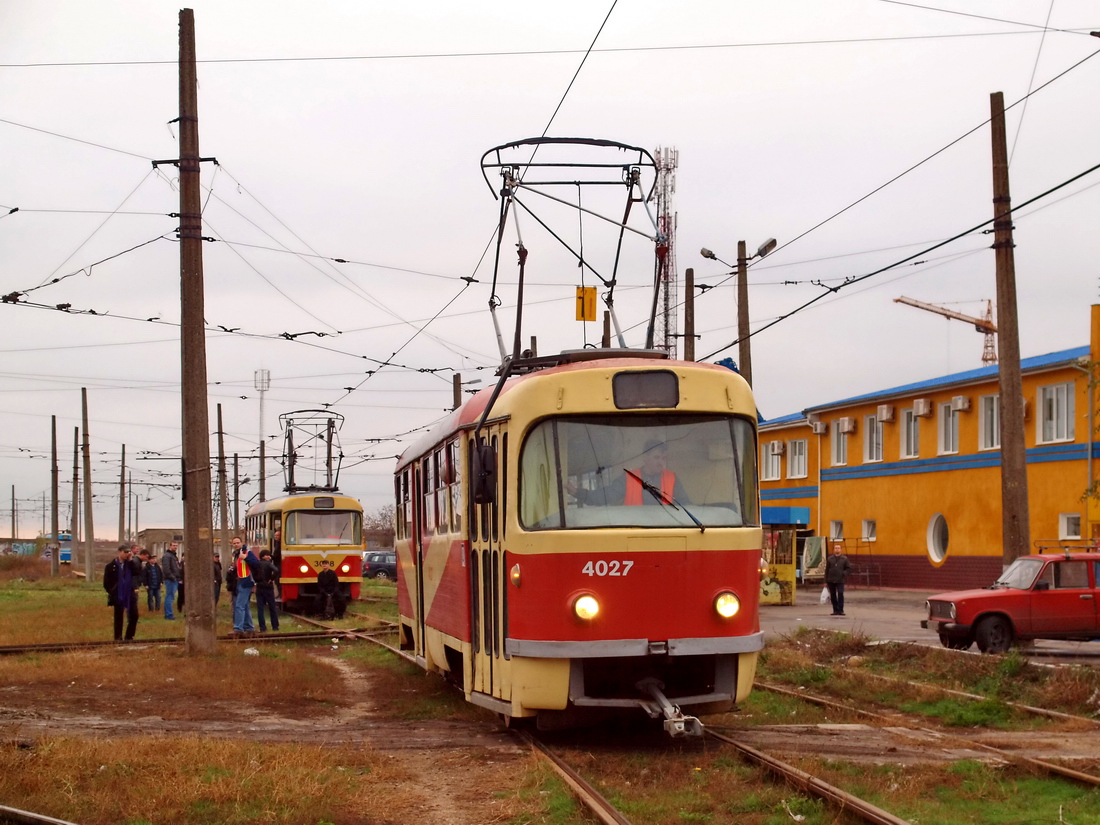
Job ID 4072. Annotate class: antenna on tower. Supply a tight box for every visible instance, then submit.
[654,147,678,358]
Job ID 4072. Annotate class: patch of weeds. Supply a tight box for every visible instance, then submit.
[200,766,233,783]
[900,696,1012,727]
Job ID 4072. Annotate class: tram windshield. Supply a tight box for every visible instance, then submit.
[520,414,758,530]
[284,510,362,546]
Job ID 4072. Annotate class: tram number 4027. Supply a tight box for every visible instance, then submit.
[581,559,634,577]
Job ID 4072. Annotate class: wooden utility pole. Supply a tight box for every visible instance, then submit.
[602,311,611,348]
[683,267,695,361]
[736,241,752,387]
[178,8,216,652]
[991,91,1030,566]
[453,373,462,411]
[50,416,59,576]
[217,404,229,559]
[81,389,95,578]
[117,445,126,544]
[70,427,79,558]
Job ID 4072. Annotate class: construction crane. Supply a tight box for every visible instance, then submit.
[894,296,997,365]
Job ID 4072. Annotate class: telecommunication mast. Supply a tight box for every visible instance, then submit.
[654,147,678,358]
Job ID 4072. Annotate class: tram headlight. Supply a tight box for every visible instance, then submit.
[510,563,521,587]
[340,564,350,573]
[299,564,310,574]
[573,595,600,621]
[714,591,740,619]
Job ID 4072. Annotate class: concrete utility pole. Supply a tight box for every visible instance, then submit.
[259,439,266,502]
[683,268,695,361]
[50,416,59,576]
[217,404,229,559]
[10,486,14,548]
[117,445,126,544]
[233,453,240,533]
[990,91,1030,567]
[736,241,752,387]
[81,389,95,579]
[177,8,216,652]
[71,427,79,558]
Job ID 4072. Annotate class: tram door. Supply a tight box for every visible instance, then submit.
[469,427,508,701]
[412,462,426,662]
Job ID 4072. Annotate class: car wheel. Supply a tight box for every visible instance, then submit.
[374,570,391,580]
[939,633,972,651]
[974,616,1013,654]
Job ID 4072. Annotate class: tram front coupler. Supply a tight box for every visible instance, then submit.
[636,677,703,738]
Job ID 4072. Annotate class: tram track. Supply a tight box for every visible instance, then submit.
[0,802,79,825]
[0,629,347,656]
[756,680,1100,788]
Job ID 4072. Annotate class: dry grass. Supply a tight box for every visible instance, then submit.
[0,736,411,825]
[0,646,350,718]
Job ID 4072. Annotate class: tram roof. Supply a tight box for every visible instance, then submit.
[396,354,743,469]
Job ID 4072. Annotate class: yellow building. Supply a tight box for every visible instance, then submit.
[759,305,1098,590]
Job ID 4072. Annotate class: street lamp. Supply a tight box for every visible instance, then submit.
[700,238,776,387]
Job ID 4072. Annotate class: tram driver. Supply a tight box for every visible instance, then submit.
[567,439,690,507]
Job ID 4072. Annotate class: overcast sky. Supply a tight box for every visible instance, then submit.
[1,0,1097,536]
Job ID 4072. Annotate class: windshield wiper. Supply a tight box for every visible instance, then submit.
[625,470,705,533]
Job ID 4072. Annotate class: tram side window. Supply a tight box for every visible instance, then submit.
[421,457,435,532]
[394,475,405,540]
[433,447,448,532]
[491,435,500,543]
[468,441,478,543]
[448,439,462,534]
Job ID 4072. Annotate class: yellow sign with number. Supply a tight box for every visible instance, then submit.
[576,287,597,321]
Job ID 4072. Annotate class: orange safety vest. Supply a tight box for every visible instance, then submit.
[237,553,250,579]
[624,470,676,505]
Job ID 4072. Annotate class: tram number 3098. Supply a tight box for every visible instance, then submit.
[581,559,634,577]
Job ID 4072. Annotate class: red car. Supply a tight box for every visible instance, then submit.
[922,552,1100,653]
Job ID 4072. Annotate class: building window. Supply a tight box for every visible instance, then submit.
[787,439,808,479]
[863,519,876,541]
[864,415,883,463]
[762,445,781,481]
[830,520,843,540]
[1038,382,1075,443]
[979,394,1000,450]
[938,403,958,454]
[1060,513,1082,540]
[900,408,919,459]
[927,513,949,563]
[831,423,847,466]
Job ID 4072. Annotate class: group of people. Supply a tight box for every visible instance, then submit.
[103,542,186,641]
[104,531,347,640]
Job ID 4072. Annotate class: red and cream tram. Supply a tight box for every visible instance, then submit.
[394,350,762,735]
[244,492,364,609]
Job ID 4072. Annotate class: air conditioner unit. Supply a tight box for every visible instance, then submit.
[913,398,933,417]
[838,417,856,434]
[876,404,895,423]
[768,440,786,456]
[950,395,971,412]
[811,421,828,435]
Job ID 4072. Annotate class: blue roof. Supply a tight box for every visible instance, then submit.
[762,345,1087,425]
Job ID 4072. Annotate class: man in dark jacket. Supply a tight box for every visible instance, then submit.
[825,542,852,617]
[161,542,181,620]
[104,545,143,641]
[141,551,163,611]
[314,559,345,619]
[213,551,223,607]
[254,550,280,632]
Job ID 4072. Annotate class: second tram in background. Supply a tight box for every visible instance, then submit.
[394,351,763,736]
[244,411,365,609]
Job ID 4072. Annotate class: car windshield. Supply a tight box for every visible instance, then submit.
[519,413,758,530]
[992,558,1044,589]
